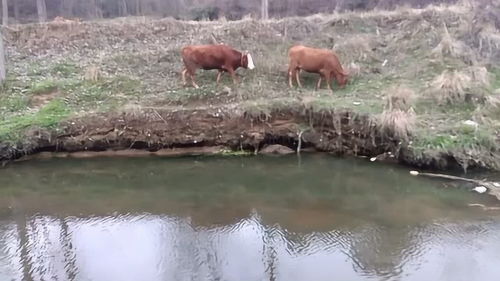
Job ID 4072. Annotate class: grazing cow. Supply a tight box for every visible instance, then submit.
[181,44,255,88]
[288,45,349,91]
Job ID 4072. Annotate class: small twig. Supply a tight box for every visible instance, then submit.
[417,172,480,184]
[410,170,500,201]
[468,203,500,211]
[152,109,168,125]
[210,33,219,44]
[128,138,137,149]
[297,129,310,155]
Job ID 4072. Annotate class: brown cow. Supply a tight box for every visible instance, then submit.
[181,44,255,88]
[288,45,349,91]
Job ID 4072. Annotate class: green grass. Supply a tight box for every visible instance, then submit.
[28,80,59,95]
[0,72,142,142]
[0,99,70,142]
[50,62,79,77]
[26,61,80,78]
[61,76,143,111]
[410,117,497,158]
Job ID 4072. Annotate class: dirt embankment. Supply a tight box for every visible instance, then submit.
[1,107,460,170]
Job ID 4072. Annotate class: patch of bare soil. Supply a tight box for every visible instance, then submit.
[0,107,475,170]
[29,90,59,108]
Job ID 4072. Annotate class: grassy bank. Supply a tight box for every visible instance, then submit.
[1,2,500,170]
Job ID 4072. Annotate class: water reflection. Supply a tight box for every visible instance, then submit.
[0,212,499,281]
[0,155,499,280]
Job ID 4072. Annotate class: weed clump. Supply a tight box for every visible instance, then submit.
[84,65,102,82]
[29,80,59,95]
[429,67,490,104]
[432,24,474,63]
[334,34,379,63]
[385,86,415,111]
[379,86,416,141]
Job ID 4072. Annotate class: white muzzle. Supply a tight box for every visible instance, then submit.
[246,53,255,70]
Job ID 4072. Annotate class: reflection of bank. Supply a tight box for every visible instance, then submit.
[0,212,499,281]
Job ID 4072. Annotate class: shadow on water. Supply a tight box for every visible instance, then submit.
[0,154,499,281]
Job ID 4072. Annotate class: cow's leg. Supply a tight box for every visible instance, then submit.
[288,65,296,88]
[326,71,333,92]
[188,69,200,89]
[228,68,239,84]
[295,69,303,88]
[315,75,323,90]
[181,68,188,86]
[216,70,224,85]
[191,76,200,89]
[317,69,331,90]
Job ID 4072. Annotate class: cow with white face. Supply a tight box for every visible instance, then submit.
[181,44,255,88]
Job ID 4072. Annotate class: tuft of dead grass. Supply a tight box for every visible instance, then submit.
[84,65,101,82]
[475,89,500,123]
[429,67,491,104]
[466,66,490,86]
[385,86,415,111]
[333,34,380,63]
[379,109,416,141]
[478,23,500,54]
[486,93,500,108]
[378,86,416,141]
[432,23,474,63]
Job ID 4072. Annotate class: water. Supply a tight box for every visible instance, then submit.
[0,155,499,281]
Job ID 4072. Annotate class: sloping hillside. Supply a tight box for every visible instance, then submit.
[1,2,500,170]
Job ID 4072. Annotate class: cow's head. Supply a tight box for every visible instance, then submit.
[241,51,255,70]
[336,70,349,88]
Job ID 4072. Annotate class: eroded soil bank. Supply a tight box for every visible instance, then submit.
[0,107,463,170]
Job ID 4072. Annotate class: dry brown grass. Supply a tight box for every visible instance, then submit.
[476,90,500,122]
[84,65,101,82]
[379,109,416,141]
[378,86,416,141]
[466,66,490,86]
[485,94,500,112]
[478,23,500,54]
[384,86,415,111]
[428,67,491,104]
[333,34,380,63]
[432,23,473,62]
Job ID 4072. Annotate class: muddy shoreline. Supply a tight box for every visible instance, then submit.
[0,107,465,170]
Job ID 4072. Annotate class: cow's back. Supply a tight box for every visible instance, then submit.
[182,45,237,70]
[289,45,331,72]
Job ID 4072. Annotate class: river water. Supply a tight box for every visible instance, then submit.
[0,155,499,281]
